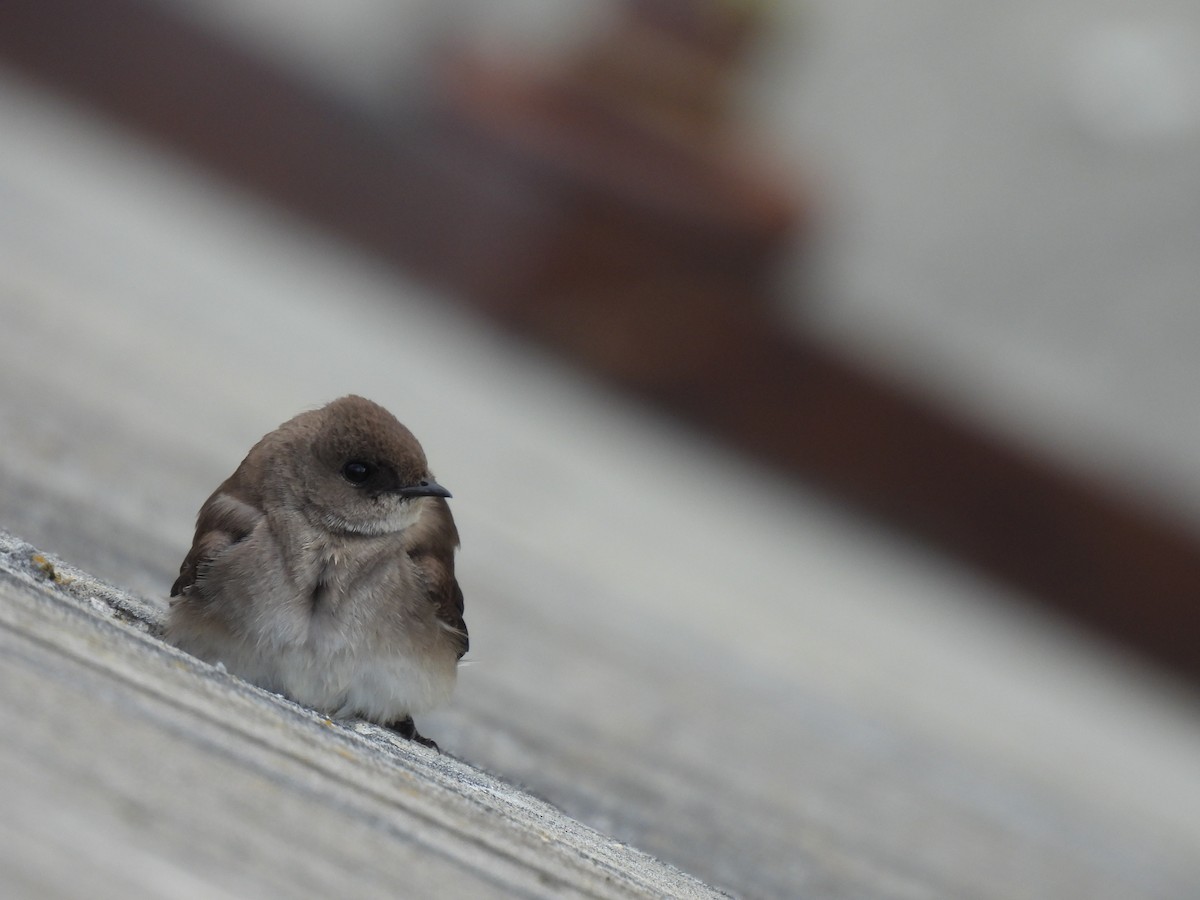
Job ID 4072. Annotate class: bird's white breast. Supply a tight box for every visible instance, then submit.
[181,626,459,722]
[172,519,461,723]
[273,642,458,721]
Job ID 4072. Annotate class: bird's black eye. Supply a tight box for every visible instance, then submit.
[342,460,374,485]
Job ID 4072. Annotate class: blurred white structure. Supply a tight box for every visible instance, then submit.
[159,0,1200,526]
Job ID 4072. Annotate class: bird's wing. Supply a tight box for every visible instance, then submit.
[405,497,468,658]
[171,475,264,599]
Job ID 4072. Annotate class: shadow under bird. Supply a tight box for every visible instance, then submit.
[167,395,467,749]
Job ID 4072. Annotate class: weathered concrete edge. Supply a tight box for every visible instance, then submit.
[0,528,730,900]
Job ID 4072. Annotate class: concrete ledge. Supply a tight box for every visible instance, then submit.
[0,529,725,899]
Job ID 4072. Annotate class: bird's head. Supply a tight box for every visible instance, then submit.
[269,395,451,536]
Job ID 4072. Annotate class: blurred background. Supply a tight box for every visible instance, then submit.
[3,0,1200,897]
[10,0,1195,676]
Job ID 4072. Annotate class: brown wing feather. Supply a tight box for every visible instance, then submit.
[405,496,468,658]
[171,469,265,599]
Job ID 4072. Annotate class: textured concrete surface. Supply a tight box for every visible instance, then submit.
[0,531,720,900]
[3,73,1200,898]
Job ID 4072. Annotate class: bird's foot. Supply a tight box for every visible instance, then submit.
[390,716,440,751]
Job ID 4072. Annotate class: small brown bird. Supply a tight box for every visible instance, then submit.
[167,396,466,749]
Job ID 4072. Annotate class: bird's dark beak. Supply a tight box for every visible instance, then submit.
[396,479,452,500]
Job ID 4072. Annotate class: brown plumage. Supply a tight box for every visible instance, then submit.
[168,395,466,748]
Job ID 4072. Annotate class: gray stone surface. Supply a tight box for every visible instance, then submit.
[3,74,1200,898]
[0,531,719,900]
